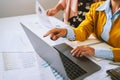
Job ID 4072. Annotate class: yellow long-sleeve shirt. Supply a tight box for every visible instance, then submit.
[73,2,120,62]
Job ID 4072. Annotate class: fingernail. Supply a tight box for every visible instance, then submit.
[72,53,74,56]
[71,50,73,53]
[43,35,46,37]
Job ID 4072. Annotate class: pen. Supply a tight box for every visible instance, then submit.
[109,62,120,66]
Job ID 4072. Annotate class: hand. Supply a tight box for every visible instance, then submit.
[71,45,95,57]
[46,8,58,16]
[43,28,67,41]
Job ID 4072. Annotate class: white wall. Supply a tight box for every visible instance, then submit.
[0,0,63,20]
[0,0,35,18]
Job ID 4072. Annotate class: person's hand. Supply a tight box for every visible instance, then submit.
[71,45,95,57]
[46,8,58,16]
[43,28,67,41]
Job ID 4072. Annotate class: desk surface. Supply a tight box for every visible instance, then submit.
[0,14,118,80]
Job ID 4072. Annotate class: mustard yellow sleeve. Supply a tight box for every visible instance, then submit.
[73,3,96,41]
[73,2,105,41]
[112,48,120,62]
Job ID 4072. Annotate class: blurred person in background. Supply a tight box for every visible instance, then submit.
[46,0,104,27]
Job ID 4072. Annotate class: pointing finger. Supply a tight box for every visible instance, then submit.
[43,29,54,37]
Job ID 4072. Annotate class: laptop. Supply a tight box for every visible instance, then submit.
[21,23,101,80]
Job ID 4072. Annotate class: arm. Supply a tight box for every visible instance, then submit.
[71,46,114,61]
[46,1,64,16]
[95,48,120,62]
[73,3,96,41]
[94,48,113,60]
[73,2,105,41]
[112,48,120,62]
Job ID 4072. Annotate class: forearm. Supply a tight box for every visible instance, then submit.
[53,3,64,13]
[94,47,120,62]
[94,48,114,60]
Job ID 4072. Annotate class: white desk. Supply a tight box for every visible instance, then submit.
[0,14,118,80]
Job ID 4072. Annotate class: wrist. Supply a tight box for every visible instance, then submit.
[60,28,67,37]
[92,48,95,56]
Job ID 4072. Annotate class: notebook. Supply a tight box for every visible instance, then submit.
[21,23,101,80]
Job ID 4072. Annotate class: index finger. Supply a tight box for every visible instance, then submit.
[43,29,54,37]
[46,9,50,15]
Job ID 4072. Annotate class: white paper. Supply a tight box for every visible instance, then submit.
[0,52,57,80]
[36,1,55,28]
[2,52,37,70]
[1,52,42,80]
[66,37,101,48]
[0,53,4,80]
[0,17,34,52]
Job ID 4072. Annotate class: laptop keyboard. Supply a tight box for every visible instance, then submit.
[59,53,87,80]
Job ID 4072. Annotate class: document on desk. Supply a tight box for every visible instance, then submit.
[66,37,101,48]
[36,0,55,28]
[0,52,56,80]
[0,17,34,52]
